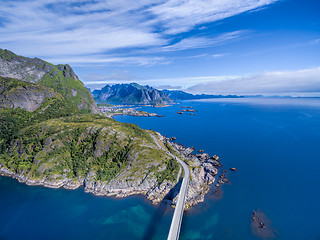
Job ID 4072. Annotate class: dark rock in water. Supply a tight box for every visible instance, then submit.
[198,149,204,153]
[251,210,277,238]
[171,137,176,140]
[211,155,220,161]
[222,170,228,173]
[203,163,218,176]
[181,109,196,112]
[222,178,229,184]
[230,167,237,171]
[212,186,223,200]
[207,160,221,167]
[196,153,210,161]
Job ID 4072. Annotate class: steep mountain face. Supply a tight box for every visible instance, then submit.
[0,76,62,111]
[0,49,53,82]
[0,49,98,113]
[93,83,172,104]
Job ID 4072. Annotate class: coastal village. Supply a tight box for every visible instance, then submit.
[98,103,199,117]
[98,104,158,117]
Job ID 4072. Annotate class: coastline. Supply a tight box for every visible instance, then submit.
[0,131,221,209]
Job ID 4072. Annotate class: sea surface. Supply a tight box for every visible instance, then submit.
[1,97,320,240]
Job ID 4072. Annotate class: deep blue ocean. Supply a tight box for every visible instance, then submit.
[1,98,320,240]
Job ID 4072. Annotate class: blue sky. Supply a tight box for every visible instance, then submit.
[0,0,319,96]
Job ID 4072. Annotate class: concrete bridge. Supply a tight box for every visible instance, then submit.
[149,133,190,240]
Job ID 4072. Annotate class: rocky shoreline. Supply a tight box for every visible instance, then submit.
[0,131,223,209]
[159,134,221,208]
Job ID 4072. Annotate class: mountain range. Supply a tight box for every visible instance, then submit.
[162,89,242,100]
[92,83,242,104]
[92,83,172,104]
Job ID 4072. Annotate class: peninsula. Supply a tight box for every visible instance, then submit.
[0,48,220,208]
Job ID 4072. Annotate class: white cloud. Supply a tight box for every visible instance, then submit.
[212,53,230,58]
[186,67,320,96]
[161,31,246,52]
[149,0,278,34]
[0,0,278,63]
[45,55,170,66]
[82,73,239,90]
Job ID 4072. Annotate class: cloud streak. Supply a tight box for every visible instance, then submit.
[0,0,277,63]
[187,67,320,96]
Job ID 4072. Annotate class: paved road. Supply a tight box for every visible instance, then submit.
[149,133,190,240]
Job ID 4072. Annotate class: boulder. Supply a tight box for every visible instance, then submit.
[203,163,218,176]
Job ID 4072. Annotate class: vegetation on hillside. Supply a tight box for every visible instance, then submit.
[0,49,179,186]
[0,107,178,184]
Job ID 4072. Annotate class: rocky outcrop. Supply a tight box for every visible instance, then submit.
[159,134,220,208]
[0,48,99,114]
[0,77,60,111]
[57,64,78,79]
[0,49,53,83]
[182,146,195,156]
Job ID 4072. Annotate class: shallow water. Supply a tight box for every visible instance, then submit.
[1,98,320,239]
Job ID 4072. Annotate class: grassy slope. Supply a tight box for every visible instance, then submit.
[38,65,96,113]
[0,52,178,186]
[0,112,179,184]
[0,48,97,113]
[0,79,178,184]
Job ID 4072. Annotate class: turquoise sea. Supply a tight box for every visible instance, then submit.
[1,98,320,240]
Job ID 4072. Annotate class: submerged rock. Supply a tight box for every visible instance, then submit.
[251,210,277,238]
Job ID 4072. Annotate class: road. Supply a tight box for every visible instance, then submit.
[149,133,190,240]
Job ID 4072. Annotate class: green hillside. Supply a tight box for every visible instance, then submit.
[0,50,179,189]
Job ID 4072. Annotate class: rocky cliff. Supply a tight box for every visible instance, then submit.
[92,83,172,105]
[0,48,98,113]
[0,76,62,111]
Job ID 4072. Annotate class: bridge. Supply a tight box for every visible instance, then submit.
[149,133,190,240]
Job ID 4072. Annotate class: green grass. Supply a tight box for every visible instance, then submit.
[0,52,178,186]
[39,66,95,112]
[97,103,113,107]
[0,110,177,184]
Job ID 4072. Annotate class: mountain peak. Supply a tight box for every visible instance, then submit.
[0,48,98,113]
